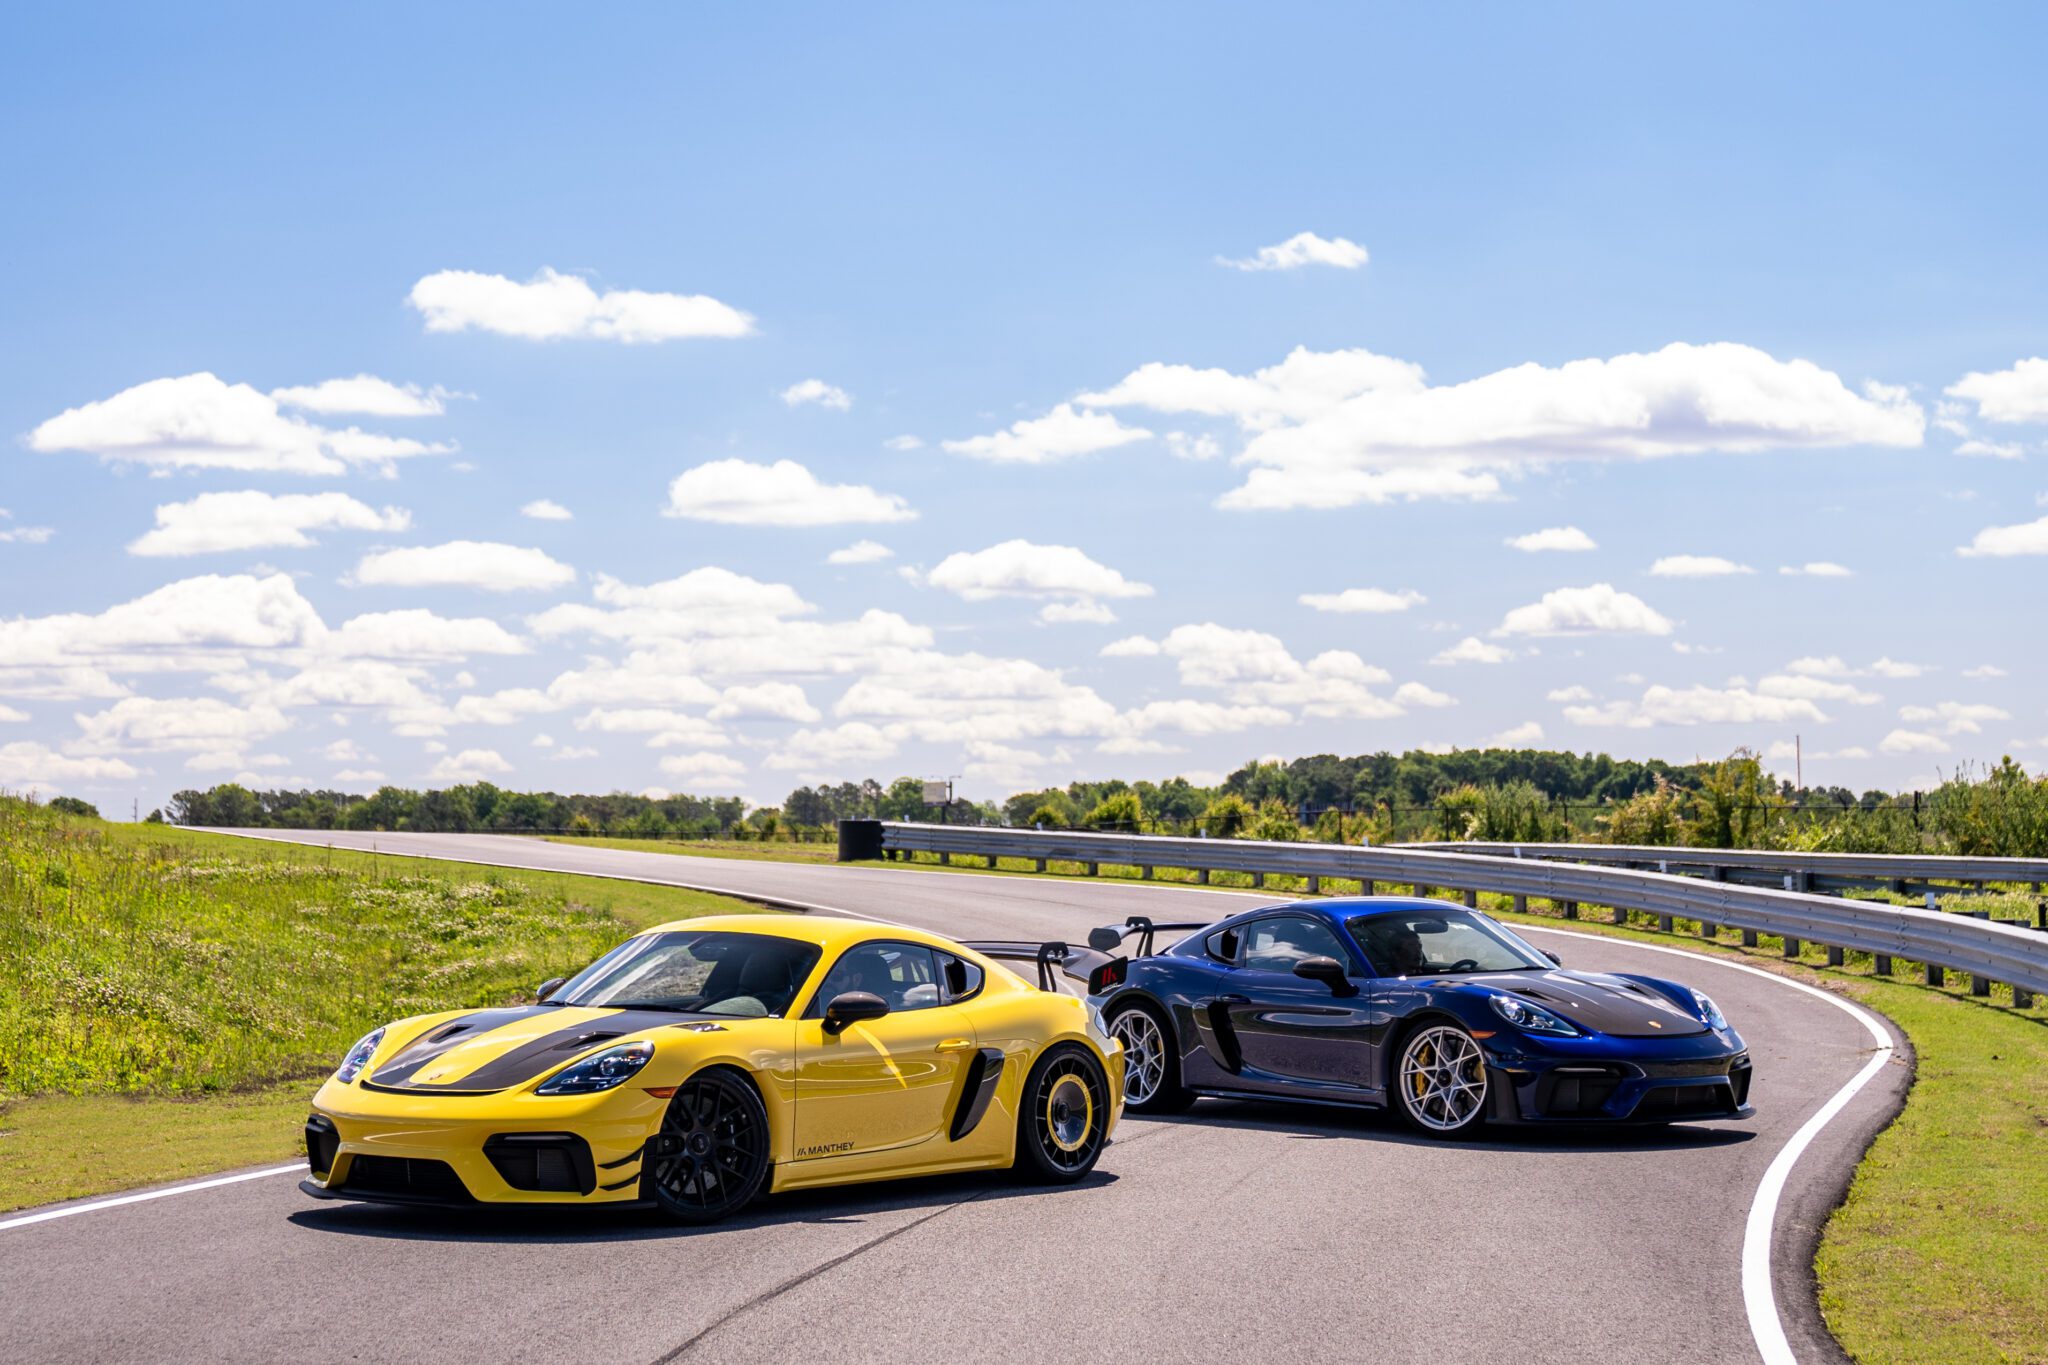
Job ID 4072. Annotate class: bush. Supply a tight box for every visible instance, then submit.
[1433,784,1486,840]
[1085,790,1144,832]
[1027,803,1068,830]
[47,796,99,819]
[623,808,671,840]
[1929,758,2048,857]
[1249,799,1302,841]
[1602,778,1686,846]
[1201,793,1252,838]
[1688,751,1779,849]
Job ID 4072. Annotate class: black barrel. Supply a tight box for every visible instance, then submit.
[837,819,884,862]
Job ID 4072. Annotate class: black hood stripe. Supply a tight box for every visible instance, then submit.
[366,1008,711,1093]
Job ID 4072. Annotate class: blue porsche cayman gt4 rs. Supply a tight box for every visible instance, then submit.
[1083,899,1753,1136]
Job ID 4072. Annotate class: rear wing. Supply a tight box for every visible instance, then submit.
[959,940,1113,993]
[1085,915,1209,958]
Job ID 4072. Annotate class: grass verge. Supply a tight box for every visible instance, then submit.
[0,801,760,1212]
[537,834,838,864]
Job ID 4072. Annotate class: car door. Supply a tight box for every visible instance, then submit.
[1223,914,1381,1095]
[791,940,977,1167]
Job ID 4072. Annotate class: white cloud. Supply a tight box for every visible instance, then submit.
[0,742,139,790]
[941,403,1151,464]
[324,610,527,660]
[1507,526,1598,553]
[1100,635,1161,658]
[0,574,323,689]
[780,378,852,410]
[353,541,576,592]
[826,540,893,565]
[1432,636,1513,666]
[1779,561,1854,576]
[1298,587,1425,614]
[1946,357,2048,424]
[709,682,821,723]
[1879,728,1950,756]
[552,746,598,761]
[657,751,748,786]
[407,267,754,343]
[1157,623,1403,719]
[1869,657,1932,679]
[1040,600,1119,624]
[1786,655,1852,677]
[1756,674,1880,705]
[1898,701,2010,734]
[74,695,291,756]
[764,722,898,772]
[1393,681,1456,708]
[1963,664,2008,680]
[1563,684,1826,728]
[1164,432,1221,461]
[1491,721,1546,746]
[926,540,1152,606]
[664,459,915,526]
[1119,699,1291,735]
[1216,231,1369,272]
[129,491,410,557]
[1957,514,2048,558]
[1954,439,2024,460]
[332,768,388,785]
[834,653,1120,746]
[520,499,573,521]
[0,509,56,545]
[1495,584,1674,637]
[270,375,453,417]
[1086,341,1922,512]
[0,704,26,722]
[882,434,924,451]
[27,373,453,476]
[426,748,514,782]
[1545,685,1594,702]
[1649,554,1754,578]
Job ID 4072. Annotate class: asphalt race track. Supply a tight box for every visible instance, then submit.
[0,832,1912,1365]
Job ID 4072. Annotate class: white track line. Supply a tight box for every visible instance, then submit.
[0,1164,304,1232]
[1518,925,1896,1365]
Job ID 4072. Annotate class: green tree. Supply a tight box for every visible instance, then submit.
[47,796,99,818]
[1249,799,1301,841]
[1085,790,1144,831]
[1201,793,1252,838]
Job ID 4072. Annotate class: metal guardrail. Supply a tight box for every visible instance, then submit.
[1406,841,2048,891]
[846,822,2048,1001]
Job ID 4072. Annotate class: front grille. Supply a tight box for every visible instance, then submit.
[1730,1058,1754,1107]
[1633,1082,1735,1119]
[483,1133,596,1195]
[1538,1066,1624,1117]
[304,1115,339,1176]
[341,1156,473,1202]
[1639,1058,1739,1079]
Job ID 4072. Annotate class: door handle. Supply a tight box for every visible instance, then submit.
[935,1038,977,1054]
[1216,995,1250,1006]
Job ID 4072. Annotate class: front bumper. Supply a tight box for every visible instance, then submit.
[1482,1030,1755,1125]
[301,1077,665,1209]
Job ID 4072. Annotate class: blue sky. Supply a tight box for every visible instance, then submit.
[4,3,2046,811]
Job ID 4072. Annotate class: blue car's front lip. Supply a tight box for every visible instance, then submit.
[1481,1027,1753,1124]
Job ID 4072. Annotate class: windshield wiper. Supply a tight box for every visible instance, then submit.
[589,1000,702,1013]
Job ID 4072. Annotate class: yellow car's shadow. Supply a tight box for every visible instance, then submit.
[285,1168,1118,1244]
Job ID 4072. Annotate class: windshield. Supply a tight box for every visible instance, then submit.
[1347,909,1549,976]
[550,931,821,1018]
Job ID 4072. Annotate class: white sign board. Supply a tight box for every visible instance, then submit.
[921,779,952,806]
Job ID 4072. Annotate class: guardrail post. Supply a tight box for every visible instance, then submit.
[1034,857,1047,873]
[1511,894,1527,915]
[1610,905,1627,926]
[1657,913,1674,932]
[940,851,952,866]
[1783,936,1801,958]
[1252,871,1267,888]
[1925,962,1944,987]
[1361,880,1376,896]
[1827,946,1845,967]
[1141,865,1154,881]
[1306,874,1320,894]
[1741,929,1759,947]
[1463,888,1478,909]
[1084,861,1099,877]
[2016,986,2036,1008]
[1971,974,1992,997]
[1558,900,1578,920]
[1195,868,1209,885]
[1875,954,1892,976]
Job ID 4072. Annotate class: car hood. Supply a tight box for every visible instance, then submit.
[364,1004,735,1095]
[1461,970,1708,1038]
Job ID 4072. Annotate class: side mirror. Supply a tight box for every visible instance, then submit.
[1292,956,1357,996]
[536,976,566,1001]
[1543,951,1562,967]
[1088,925,1126,952]
[822,991,890,1035]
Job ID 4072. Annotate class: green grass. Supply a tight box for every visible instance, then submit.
[537,833,839,863]
[0,799,761,1211]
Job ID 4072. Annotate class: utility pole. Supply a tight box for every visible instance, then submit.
[1795,734,1803,792]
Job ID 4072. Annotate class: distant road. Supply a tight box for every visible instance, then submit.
[0,829,1908,1365]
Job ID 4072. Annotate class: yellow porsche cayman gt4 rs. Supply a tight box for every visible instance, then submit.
[300,915,1123,1224]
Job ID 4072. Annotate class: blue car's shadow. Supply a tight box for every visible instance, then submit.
[285,1167,1115,1244]
[1142,1095,1756,1153]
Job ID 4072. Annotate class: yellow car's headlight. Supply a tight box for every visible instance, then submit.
[535,1040,655,1096]
[335,1027,384,1084]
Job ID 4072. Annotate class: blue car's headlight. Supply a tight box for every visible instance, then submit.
[335,1027,384,1084]
[1489,995,1581,1037]
[1691,989,1728,1030]
[535,1040,655,1095]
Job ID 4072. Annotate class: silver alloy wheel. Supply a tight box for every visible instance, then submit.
[1398,1025,1487,1132]
[1109,1008,1165,1106]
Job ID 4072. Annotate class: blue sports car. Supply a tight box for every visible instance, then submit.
[1084,898,1753,1136]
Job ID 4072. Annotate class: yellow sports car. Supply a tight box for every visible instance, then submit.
[300,914,1123,1223]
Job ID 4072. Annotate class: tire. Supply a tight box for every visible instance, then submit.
[642,1068,772,1224]
[1012,1044,1110,1182]
[1391,1022,1490,1138]
[1106,1001,1194,1114]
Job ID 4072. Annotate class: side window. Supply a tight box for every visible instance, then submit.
[813,941,943,1013]
[939,953,984,1004]
[1205,927,1241,964]
[1242,916,1350,972]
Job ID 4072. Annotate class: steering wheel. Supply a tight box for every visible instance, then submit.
[1447,958,1481,973]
